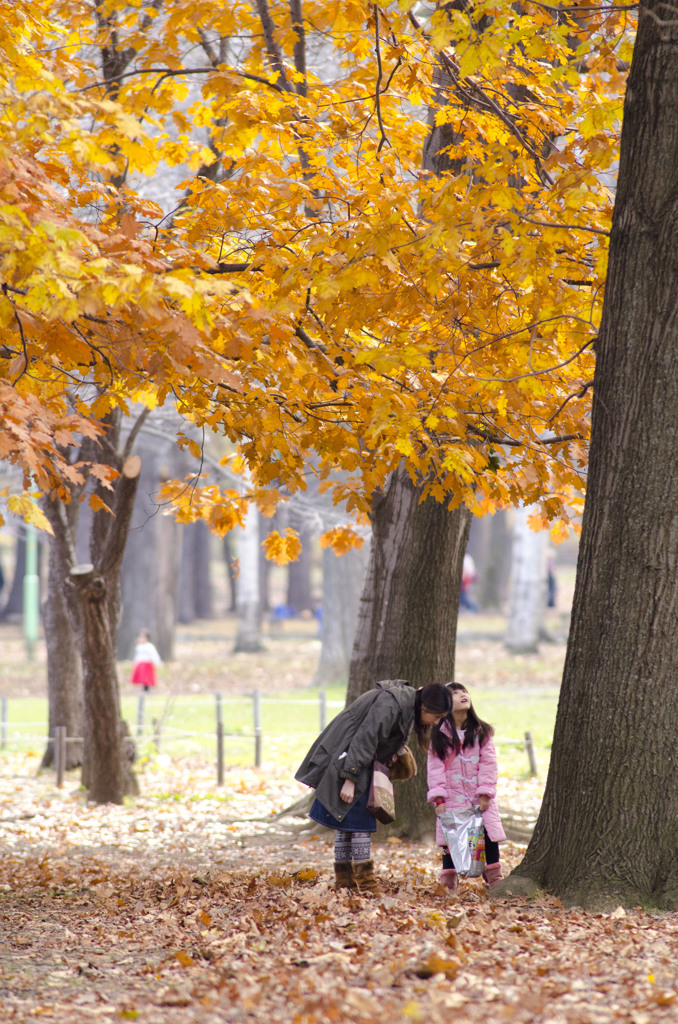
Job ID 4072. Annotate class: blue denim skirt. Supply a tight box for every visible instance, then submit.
[309,789,377,833]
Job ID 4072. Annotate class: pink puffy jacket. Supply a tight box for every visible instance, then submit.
[427,723,506,846]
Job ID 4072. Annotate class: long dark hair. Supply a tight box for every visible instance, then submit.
[413,684,452,750]
[430,682,494,760]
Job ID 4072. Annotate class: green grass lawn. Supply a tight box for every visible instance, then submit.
[0,682,558,778]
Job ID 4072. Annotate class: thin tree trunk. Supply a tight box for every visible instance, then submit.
[233,499,263,652]
[223,534,237,612]
[470,510,511,611]
[508,5,678,909]
[155,502,180,660]
[118,437,183,660]
[41,510,83,770]
[287,512,314,613]
[0,530,26,620]
[504,505,548,652]
[177,521,213,623]
[259,512,273,614]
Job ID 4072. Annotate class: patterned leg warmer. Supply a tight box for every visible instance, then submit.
[350,832,371,863]
[334,831,352,863]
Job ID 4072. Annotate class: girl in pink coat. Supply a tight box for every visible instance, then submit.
[427,682,506,893]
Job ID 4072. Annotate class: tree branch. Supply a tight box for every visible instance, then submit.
[546,381,594,424]
[407,10,554,187]
[80,66,285,95]
[122,407,151,460]
[518,214,610,236]
[255,0,292,91]
[467,424,584,447]
[289,0,307,97]
[373,6,390,154]
[98,455,142,576]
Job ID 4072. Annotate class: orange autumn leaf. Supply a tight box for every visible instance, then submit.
[262,529,302,566]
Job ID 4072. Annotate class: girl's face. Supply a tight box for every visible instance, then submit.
[452,688,470,713]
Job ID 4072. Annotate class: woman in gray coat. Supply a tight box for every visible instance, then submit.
[295,680,451,893]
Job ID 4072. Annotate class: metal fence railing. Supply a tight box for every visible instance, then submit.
[0,692,539,785]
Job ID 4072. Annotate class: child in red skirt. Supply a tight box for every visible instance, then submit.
[131,630,161,691]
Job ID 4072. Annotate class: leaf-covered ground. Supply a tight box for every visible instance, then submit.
[1,755,676,1024]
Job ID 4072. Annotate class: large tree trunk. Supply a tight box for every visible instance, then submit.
[76,565,137,802]
[313,542,369,687]
[507,7,678,910]
[347,465,471,839]
[43,416,144,803]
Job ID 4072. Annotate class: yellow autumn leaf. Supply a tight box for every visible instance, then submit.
[319,526,365,556]
[262,529,302,566]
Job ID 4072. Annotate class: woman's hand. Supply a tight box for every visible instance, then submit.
[434,801,446,816]
[478,794,490,812]
[340,779,355,803]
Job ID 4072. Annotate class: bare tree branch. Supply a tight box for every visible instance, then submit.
[255,0,292,91]
[289,0,307,97]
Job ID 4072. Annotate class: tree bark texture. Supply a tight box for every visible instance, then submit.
[313,542,369,687]
[347,465,472,840]
[512,8,678,909]
[43,417,142,803]
[76,568,137,803]
[41,503,83,770]
[348,467,471,700]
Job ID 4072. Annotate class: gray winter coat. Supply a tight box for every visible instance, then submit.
[295,680,417,824]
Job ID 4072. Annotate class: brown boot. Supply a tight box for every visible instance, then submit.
[334,861,357,890]
[483,862,503,888]
[353,859,380,896]
[439,869,459,893]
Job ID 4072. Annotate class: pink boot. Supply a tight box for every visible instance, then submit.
[483,862,503,888]
[439,869,459,893]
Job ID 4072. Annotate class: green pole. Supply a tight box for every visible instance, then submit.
[23,525,39,661]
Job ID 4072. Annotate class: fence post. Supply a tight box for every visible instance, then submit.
[153,717,161,751]
[215,692,223,727]
[319,691,327,732]
[55,726,67,788]
[137,692,145,740]
[524,731,538,776]
[216,721,224,786]
[0,696,7,750]
[253,689,262,768]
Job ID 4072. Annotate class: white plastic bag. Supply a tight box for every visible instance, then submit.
[440,808,486,878]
